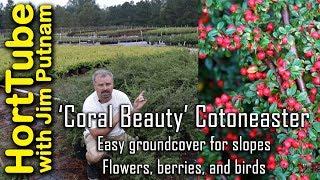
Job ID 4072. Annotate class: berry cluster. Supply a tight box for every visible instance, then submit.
[276,58,295,89]
[285,97,302,111]
[215,25,243,51]
[240,66,267,81]
[310,58,320,86]
[309,88,317,103]
[199,0,320,178]
[214,94,238,113]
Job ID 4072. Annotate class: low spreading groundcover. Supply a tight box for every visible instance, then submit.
[52,47,199,179]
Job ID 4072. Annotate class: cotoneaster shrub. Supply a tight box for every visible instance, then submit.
[198,0,320,179]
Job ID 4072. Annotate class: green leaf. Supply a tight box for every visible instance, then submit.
[313,122,320,132]
[306,83,315,89]
[309,129,317,141]
[273,167,286,180]
[206,0,213,6]
[267,69,274,79]
[205,58,213,70]
[260,37,270,48]
[300,7,307,14]
[279,27,286,34]
[287,35,295,46]
[290,154,300,164]
[296,92,308,103]
[217,22,225,30]
[277,133,287,143]
[286,85,297,96]
[269,103,278,113]
[208,30,218,41]
[245,90,256,98]
[315,40,320,49]
[225,28,236,35]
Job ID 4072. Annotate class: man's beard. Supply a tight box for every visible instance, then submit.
[101,91,111,99]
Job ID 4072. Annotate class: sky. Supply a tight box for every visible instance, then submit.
[0,0,142,8]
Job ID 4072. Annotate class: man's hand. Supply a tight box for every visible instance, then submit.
[133,91,147,113]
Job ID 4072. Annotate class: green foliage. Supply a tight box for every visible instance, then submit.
[51,0,197,28]
[68,27,154,37]
[0,45,183,82]
[146,33,197,46]
[53,48,197,179]
[199,0,320,179]
[144,27,197,36]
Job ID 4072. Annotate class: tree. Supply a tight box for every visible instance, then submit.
[3,0,14,29]
[0,3,4,29]
[78,0,101,26]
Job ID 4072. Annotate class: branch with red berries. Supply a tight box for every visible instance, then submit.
[198,0,320,179]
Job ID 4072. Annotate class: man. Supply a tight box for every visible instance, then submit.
[83,69,147,179]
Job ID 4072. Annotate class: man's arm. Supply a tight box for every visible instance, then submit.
[89,112,120,138]
[89,91,147,138]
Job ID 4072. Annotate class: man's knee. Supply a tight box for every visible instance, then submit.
[86,151,104,164]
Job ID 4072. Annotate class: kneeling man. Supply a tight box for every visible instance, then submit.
[83,69,146,179]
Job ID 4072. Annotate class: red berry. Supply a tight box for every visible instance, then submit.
[282,71,291,79]
[283,139,291,148]
[240,68,247,76]
[290,174,298,180]
[301,175,310,180]
[286,97,296,107]
[233,35,241,43]
[225,102,233,109]
[199,52,207,60]
[312,76,320,85]
[310,88,317,94]
[230,4,238,13]
[282,81,290,89]
[267,162,276,170]
[263,88,271,97]
[297,130,306,139]
[266,50,274,57]
[205,26,213,33]
[280,159,289,169]
[305,51,314,58]
[217,80,224,88]
[257,51,266,60]
[268,96,276,103]
[314,61,320,69]
[311,31,319,39]
[291,140,299,148]
[201,126,210,135]
[294,103,302,111]
[282,36,288,44]
[221,94,230,103]
[248,73,256,80]
[276,145,283,153]
[198,24,205,32]
[248,0,256,9]
[266,23,274,32]
[305,154,312,161]
[215,97,223,106]
[206,104,214,113]
[197,157,205,165]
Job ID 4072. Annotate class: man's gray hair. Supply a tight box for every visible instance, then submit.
[92,69,114,83]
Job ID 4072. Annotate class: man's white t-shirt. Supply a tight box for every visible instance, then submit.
[83,89,132,138]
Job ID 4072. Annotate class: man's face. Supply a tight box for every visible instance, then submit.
[94,75,114,103]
